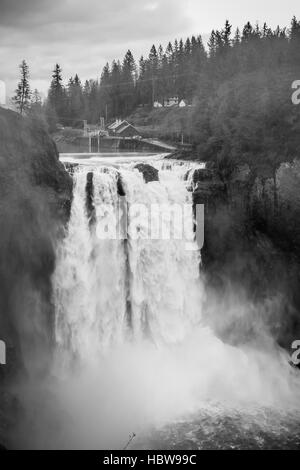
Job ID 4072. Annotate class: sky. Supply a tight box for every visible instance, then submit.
[0,0,299,99]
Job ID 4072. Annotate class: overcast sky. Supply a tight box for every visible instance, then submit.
[0,0,299,98]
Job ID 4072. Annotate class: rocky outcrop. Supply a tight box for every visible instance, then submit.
[193,161,300,350]
[134,163,159,183]
[0,107,72,448]
[0,107,72,380]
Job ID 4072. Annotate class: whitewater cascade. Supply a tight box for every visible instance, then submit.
[54,160,203,362]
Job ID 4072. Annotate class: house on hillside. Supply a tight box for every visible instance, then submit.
[153,101,163,108]
[107,119,140,138]
[164,96,179,107]
[107,119,122,133]
[179,99,187,108]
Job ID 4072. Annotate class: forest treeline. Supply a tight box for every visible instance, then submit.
[14,16,300,170]
[44,35,206,125]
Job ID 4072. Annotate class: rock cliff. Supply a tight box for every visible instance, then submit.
[0,108,72,379]
[193,161,300,350]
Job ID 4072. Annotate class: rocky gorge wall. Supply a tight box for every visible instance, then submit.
[0,108,72,446]
[193,161,300,351]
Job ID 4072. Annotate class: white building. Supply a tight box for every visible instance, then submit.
[179,99,187,108]
[164,96,179,107]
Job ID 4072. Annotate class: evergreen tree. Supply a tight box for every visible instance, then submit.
[89,79,100,123]
[136,56,148,105]
[121,50,136,115]
[165,42,175,97]
[234,28,241,45]
[290,15,300,42]
[242,22,254,42]
[99,64,111,121]
[67,73,84,121]
[222,20,232,47]
[208,30,217,57]
[148,45,158,104]
[28,89,48,129]
[110,60,122,118]
[30,88,42,112]
[290,16,300,59]
[13,60,31,114]
[47,64,65,121]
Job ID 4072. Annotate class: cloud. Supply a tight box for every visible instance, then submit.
[0,0,193,95]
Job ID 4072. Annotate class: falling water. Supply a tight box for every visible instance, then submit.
[21,156,300,450]
[54,160,202,357]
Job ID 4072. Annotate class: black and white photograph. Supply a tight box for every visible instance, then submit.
[0,0,300,454]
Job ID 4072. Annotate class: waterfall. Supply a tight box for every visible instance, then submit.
[46,157,300,450]
[54,167,127,361]
[54,161,203,363]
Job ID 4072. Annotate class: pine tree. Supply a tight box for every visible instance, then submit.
[28,88,48,128]
[48,64,65,121]
[208,31,217,57]
[176,38,185,98]
[121,50,136,115]
[222,20,232,47]
[137,56,148,105]
[165,42,175,97]
[99,64,111,121]
[110,60,122,118]
[158,44,164,65]
[148,45,158,104]
[234,28,241,45]
[30,89,42,110]
[242,22,254,42]
[289,16,300,61]
[166,42,173,61]
[67,73,84,121]
[13,60,31,114]
[88,79,100,123]
[290,16,300,41]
